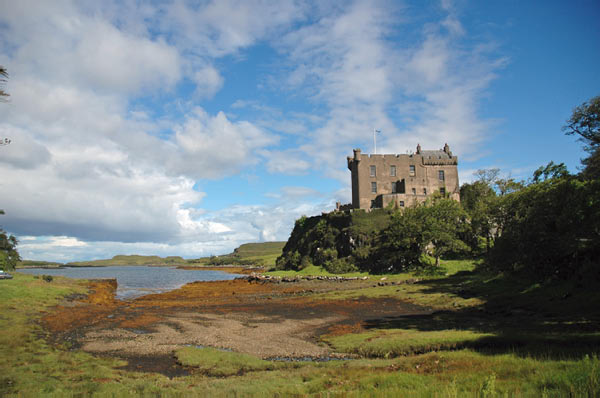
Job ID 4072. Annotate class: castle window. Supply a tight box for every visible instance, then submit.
[440,187,446,195]
[371,182,377,193]
[390,165,396,176]
[370,165,376,177]
[438,170,445,181]
[391,182,397,194]
[409,165,415,176]
[399,201,405,207]
[423,188,427,195]
[412,187,416,195]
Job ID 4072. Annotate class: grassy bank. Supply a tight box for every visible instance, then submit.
[2,260,599,396]
[66,254,188,267]
[190,241,285,268]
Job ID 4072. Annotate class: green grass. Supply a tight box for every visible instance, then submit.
[176,346,287,376]
[234,242,286,257]
[324,329,493,358]
[2,260,600,397]
[191,241,285,267]
[267,258,477,280]
[266,264,370,278]
[0,274,129,396]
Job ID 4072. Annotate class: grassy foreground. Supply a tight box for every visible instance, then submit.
[1,261,599,397]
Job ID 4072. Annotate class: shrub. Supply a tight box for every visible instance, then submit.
[323,257,357,274]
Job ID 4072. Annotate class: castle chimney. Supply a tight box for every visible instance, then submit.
[353,148,362,161]
[443,143,450,153]
[416,144,421,154]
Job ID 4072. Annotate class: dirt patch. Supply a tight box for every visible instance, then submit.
[116,353,192,378]
[43,277,431,375]
[81,312,341,358]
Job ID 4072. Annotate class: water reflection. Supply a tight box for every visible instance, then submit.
[18,266,242,299]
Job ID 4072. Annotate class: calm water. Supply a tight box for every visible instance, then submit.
[19,266,242,300]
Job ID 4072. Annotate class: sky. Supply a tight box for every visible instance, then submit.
[0,0,599,263]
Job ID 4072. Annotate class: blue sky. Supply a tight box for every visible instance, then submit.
[0,0,598,262]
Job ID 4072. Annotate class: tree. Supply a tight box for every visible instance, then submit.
[532,161,569,183]
[563,95,600,179]
[0,66,8,100]
[422,197,470,266]
[473,168,500,186]
[374,205,428,272]
[489,176,600,280]
[460,180,496,253]
[0,210,20,271]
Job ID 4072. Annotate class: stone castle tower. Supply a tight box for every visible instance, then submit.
[347,144,459,210]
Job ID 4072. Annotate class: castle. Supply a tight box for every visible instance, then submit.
[346,144,460,210]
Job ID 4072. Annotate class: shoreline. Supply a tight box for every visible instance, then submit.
[177,265,266,275]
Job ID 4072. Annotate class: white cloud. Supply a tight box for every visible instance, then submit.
[268,0,505,183]
[0,124,51,169]
[191,65,224,98]
[262,149,311,175]
[2,1,181,96]
[164,0,306,58]
[0,1,508,263]
[280,186,322,199]
[171,109,277,179]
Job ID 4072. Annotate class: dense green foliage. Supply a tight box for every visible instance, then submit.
[488,176,600,280]
[276,210,392,273]
[563,95,600,179]
[0,210,20,271]
[276,198,470,274]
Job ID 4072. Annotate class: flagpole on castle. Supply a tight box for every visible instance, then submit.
[373,129,381,154]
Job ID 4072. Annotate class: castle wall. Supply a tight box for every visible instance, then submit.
[347,146,460,210]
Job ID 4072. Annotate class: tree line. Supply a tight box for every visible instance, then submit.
[277,95,600,281]
[0,66,20,270]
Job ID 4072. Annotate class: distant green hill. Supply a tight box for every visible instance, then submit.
[17,260,64,268]
[19,242,286,269]
[66,255,188,267]
[190,242,286,268]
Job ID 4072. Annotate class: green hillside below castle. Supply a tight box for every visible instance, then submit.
[191,242,285,268]
[276,209,393,274]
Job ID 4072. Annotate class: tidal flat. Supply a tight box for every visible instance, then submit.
[1,262,598,397]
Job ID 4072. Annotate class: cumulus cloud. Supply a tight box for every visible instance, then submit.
[2,1,181,96]
[0,0,506,262]
[0,1,281,251]
[171,109,277,179]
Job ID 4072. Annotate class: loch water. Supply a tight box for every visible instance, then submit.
[18,265,242,300]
